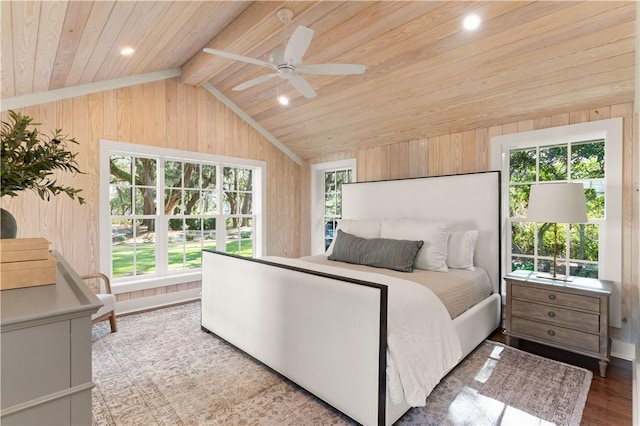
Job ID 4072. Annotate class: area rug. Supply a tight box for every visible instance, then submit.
[91,302,592,426]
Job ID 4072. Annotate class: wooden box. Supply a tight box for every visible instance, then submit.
[0,239,56,290]
[0,238,50,263]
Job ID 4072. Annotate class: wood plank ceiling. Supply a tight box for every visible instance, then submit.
[1,1,635,160]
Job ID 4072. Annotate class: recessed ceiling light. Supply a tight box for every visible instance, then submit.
[120,47,135,56]
[278,95,289,106]
[462,14,481,31]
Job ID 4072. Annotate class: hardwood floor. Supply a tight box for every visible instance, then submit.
[489,329,633,426]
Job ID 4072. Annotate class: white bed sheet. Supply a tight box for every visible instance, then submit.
[261,255,462,406]
[300,255,492,319]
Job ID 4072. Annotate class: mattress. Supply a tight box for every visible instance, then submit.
[299,255,492,319]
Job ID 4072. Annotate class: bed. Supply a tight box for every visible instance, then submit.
[201,171,501,425]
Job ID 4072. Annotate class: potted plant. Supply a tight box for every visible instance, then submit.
[1,110,85,238]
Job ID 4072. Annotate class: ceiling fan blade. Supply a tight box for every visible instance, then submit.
[287,75,317,99]
[284,26,314,65]
[297,63,366,75]
[203,48,276,69]
[232,73,278,91]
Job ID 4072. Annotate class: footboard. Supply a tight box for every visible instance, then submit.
[201,251,388,426]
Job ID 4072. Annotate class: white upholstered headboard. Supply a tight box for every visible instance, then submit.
[341,171,501,293]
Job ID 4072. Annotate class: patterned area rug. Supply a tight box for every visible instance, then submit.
[92,302,592,426]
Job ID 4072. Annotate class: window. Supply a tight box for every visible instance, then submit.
[492,118,622,326]
[101,140,265,290]
[311,159,356,254]
[508,139,604,278]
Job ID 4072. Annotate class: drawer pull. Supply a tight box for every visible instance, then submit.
[548,294,556,300]
[548,329,556,337]
[548,311,556,318]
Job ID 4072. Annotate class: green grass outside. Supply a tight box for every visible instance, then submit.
[112,241,252,277]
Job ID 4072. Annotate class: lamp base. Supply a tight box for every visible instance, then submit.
[536,272,574,282]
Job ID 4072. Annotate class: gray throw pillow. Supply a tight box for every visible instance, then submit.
[328,230,424,272]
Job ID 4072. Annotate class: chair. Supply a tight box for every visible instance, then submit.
[81,273,117,332]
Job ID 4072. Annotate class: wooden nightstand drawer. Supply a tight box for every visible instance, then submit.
[511,317,600,353]
[511,299,600,333]
[511,284,600,312]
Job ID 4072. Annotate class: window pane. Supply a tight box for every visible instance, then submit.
[325,194,337,215]
[539,144,567,181]
[135,219,155,275]
[509,148,536,183]
[165,161,182,187]
[165,189,182,215]
[537,258,568,276]
[536,223,565,258]
[223,167,236,191]
[570,223,599,262]
[112,219,133,278]
[571,140,604,180]
[584,180,605,219]
[240,193,252,214]
[511,256,534,272]
[325,171,336,193]
[237,169,252,191]
[135,158,156,186]
[201,165,216,190]
[185,163,199,188]
[571,262,599,278]
[110,185,131,215]
[511,222,534,256]
[237,239,253,257]
[135,188,156,215]
[168,218,185,271]
[110,155,132,184]
[203,219,216,252]
[201,191,217,214]
[224,192,238,214]
[509,185,530,218]
[183,190,200,215]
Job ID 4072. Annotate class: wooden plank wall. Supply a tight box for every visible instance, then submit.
[302,102,638,345]
[0,77,301,288]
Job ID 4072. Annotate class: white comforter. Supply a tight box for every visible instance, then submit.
[262,256,462,406]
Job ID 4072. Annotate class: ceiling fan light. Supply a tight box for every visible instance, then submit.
[462,14,481,31]
[278,95,289,105]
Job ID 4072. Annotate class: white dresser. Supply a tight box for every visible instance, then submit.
[1,251,102,425]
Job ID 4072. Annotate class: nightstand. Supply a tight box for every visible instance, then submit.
[504,270,612,377]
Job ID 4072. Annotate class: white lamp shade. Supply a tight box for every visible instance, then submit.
[527,182,588,223]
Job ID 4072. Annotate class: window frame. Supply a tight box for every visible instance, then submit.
[100,140,266,293]
[310,159,357,255]
[491,118,622,327]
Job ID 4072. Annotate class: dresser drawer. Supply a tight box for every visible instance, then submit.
[511,299,600,333]
[511,317,600,354]
[511,284,600,312]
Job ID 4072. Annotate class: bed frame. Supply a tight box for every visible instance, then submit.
[201,171,501,426]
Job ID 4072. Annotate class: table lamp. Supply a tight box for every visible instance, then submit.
[526,182,588,281]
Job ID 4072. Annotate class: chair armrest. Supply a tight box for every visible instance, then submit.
[81,272,112,294]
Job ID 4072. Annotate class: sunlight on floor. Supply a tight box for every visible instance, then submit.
[458,345,555,426]
[474,344,504,384]
[447,387,555,426]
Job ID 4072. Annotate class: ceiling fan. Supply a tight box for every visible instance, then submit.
[203,24,366,99]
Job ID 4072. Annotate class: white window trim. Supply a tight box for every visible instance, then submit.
[491,118,622,327]
[100,139,267,293]
[310,159,357,255]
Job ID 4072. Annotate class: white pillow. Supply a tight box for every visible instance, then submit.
[447,230,478,271]
[325,219,381,256]
[380,219,451,272]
